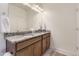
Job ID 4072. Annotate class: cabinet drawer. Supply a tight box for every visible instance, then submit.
[43,33,50,39]
[16,45,33,56]
[16,36,41,51]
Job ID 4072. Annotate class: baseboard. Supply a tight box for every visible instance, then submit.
[55,48,75,56]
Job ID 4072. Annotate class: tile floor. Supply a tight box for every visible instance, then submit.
[43,49,66,56]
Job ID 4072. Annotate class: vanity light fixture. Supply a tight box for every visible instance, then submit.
[22,3,44,13]
[32,4,44,12]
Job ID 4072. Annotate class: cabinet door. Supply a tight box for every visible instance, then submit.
[46,37,50,49]
[43,38,47,54]
[33,40,42,56]
[16,45,33,56]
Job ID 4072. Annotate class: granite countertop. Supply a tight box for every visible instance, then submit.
[6,31,49,43]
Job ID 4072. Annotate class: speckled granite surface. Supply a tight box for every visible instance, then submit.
[5,31,50,43]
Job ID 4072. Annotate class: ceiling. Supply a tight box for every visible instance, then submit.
[9,3,77,12]
[40,3,77,10]
[8,3,38,13]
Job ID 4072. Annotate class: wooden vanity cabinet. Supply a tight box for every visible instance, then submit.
[33,40,42,56]
[42,33,50,54]
[16,40,42,56]
[46,37,50,49]
[16,45,33,56]
[42,38,47,53]
[6,32,50,56]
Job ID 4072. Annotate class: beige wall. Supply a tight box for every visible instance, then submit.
[42,4,77,55]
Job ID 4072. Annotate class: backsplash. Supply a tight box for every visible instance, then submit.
[4,30,47,37]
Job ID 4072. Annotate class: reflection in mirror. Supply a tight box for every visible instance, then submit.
[8,3,45,33]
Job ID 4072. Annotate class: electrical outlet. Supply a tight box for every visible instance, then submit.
[76,46,79,51]
[76,8,78,12]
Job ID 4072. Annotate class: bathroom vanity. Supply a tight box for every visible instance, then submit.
[6,32,50,56]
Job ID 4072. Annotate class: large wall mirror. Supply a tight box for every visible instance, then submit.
[8,3,44,32]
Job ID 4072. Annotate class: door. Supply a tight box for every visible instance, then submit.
[16,45,33,56]
[42,38,47,54]
[33,40,42,56]
[46,37,50,49]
